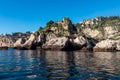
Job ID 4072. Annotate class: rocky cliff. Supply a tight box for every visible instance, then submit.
[1,16,120,51]
[12,16,120,51]
[0,32,31,49]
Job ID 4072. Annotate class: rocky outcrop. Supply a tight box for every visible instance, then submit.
[57,18,72,31]
[23,34,35,46]
[57,17,77,35]
[11,32,31,42]
[74,36,86,45]
[0,32,31,49]
[73,36,87,49]
[93,39,116,51]
[42,37,69,50]
[2,16,120,51]
[46,33,57,41]
[42,36,89,51]
[21,33,41,49]
[104,26,118,38]
[94,39,116,48]
[82,28,103,39]
[14,32,47,49]
[78,17,102,27]
[14,38,26,47]
[0,36,14,49]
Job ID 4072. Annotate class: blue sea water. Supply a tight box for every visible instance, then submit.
[0,49,120,80]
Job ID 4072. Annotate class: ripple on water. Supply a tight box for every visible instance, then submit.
[0,50,120,80]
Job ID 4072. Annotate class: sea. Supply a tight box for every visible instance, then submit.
[0,48,120,80]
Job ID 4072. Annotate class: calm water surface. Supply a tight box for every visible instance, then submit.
[0,49,120,80]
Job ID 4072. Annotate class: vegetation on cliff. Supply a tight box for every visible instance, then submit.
[1,16,120,51]
[37,16,120,40]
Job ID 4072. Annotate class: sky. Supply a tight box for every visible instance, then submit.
[0,0,120,34]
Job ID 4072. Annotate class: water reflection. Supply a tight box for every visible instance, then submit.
[0,50,120,80]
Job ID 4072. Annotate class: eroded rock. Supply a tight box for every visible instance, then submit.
[94,39,116,51]
[42,37,69,50]
[0,36,13,49]
[14,38,26,47]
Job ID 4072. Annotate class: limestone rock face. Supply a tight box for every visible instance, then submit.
[83,28,103,39]
[37,35,41,42]
[104,26,118,38]
[23,34,35,46]
[0,32,31,49]
[2,16,120,51]
[46,33,57,41]
[74,36,87,46]
[14,38,26,47]
[0,36,13,47]
[42,37,68,50]
[94,39,120,51]
[93,39,117,52]
[42,36,88,51]
[94,39,116,49]
[14,32,47,49]
[78,17,102,27]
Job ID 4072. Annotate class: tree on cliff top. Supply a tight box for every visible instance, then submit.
[46,20,54,29]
